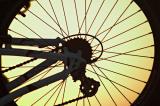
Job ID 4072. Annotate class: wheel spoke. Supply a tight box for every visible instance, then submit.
[95,50,153,58]
[15,17,53,48]
[90,65,117,106]
[87,97,91,106]
[62,79,67,104]
[86,69,140,94]
[9,29,31,38]
[94,63,134,104]
[97,9,142,36]
[35,0,68,36]
[74,0,80,32]
[95,95,102,106]
[44,81,64,106]
[49,0,66,37]
[93,63,147,83]
[92,20,148,49]
[94,45,154,59]
[61,0,70,35]
[98,59,151,71]
[93,0,119,37]
[31,81,63,105]
[53,81,65,106]
[27,9,65,37]
[85,0,87,35]
[92,1,133,50]
[87,0,106,34]
[96,32,151,51]
[79,0,93,32]
[39,62,63,80]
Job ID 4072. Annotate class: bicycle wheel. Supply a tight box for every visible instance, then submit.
[0,0,160,106]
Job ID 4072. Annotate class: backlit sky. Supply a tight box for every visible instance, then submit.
[2,0,154,106]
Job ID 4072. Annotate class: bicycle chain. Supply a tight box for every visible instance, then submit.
[55,96,87,106]
[2,58,37,73]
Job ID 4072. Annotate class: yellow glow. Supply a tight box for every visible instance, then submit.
[2,0,154,106]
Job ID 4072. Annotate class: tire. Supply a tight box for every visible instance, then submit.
[132,0,160,106]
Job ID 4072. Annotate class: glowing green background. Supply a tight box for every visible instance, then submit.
[3,0,154,105]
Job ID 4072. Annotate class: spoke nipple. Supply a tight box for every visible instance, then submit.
[19,12,26,17]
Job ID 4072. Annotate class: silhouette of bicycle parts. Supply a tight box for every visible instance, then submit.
[0,0,160,106]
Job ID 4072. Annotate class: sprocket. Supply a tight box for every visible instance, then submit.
[64,38,93,63]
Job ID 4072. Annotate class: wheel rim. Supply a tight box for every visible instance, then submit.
[1,0,155,105]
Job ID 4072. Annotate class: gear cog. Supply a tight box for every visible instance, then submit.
[64,38,92,63]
